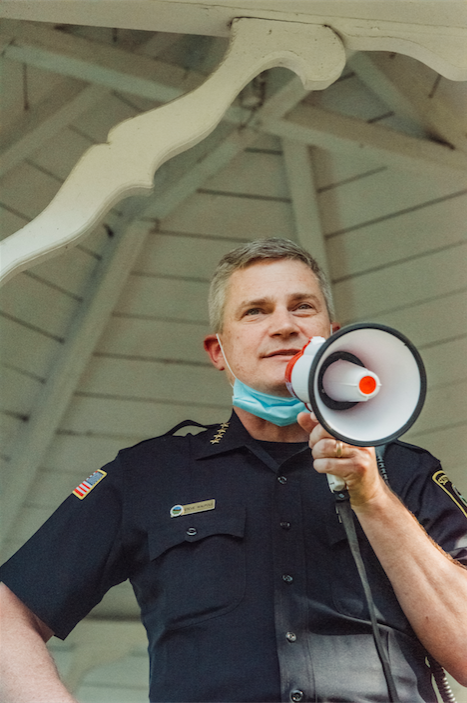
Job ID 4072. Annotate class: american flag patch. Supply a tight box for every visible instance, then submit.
[73,469,107,499]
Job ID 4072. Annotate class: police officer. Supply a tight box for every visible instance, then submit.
[1,238,467,702]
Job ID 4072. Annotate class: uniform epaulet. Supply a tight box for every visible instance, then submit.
[393,439,432,454]
[163,420,214,436]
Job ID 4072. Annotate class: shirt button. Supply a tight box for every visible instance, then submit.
[290,689,304,702]
[282,574,294,584]
[186,527,197,536]
[286,632,297,642]
[278,476,288,484]
[280,521,291,530]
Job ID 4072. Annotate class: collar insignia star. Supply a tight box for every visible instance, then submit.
[210,422,229,444]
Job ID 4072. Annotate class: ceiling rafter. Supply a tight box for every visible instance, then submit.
[0,19,248,142]
[0,20,204,103]
[143,75,311,224]
[264,104,467,177]
[0,80,109,178]
[349,51,467,154]
[0,204,151,557]
[2,19,466,185]
[0,30,183,179]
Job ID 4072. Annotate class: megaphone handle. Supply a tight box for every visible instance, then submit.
[327,473,346,492]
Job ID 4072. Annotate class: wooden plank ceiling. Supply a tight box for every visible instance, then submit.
[0,11,466,701]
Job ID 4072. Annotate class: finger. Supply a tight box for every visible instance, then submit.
[308,422,338,448]
[297,411,319,434]
[312,455,351,476]
[311,438,348,461]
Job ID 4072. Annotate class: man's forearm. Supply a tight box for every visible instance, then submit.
[1,630,76,702]
[0,584,77,703]
[353,487,467,686]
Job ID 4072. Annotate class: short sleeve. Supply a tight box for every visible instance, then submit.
[386,442,467,567]
[0,455,130,639]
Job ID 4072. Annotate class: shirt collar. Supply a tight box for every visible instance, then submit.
[194,411,308,473]
[194,411,253,459]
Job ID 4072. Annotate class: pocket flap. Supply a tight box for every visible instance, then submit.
[149,509,246,561]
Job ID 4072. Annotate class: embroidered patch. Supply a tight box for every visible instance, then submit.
[432,470,467,518]
[73,469,107,500]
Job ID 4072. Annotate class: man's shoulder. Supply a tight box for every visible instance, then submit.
[117,420,224,460]
[390,438,439,462]
[383,438,441,485]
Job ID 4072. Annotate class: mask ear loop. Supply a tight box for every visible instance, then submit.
[218,329,334,389]
[216,334,237,388]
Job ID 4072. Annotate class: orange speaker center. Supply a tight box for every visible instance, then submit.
[359,375,377,395]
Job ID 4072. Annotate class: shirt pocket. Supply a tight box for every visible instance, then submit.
[147,508,246,630]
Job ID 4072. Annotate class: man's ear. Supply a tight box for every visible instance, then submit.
[203,334,225,370]
[331,322,341,334]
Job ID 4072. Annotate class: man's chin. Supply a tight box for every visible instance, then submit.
[261,384,293,399]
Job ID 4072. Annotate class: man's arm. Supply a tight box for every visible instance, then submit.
[352,482,467,686]
[298,412,467,687]
[0,583,77,702]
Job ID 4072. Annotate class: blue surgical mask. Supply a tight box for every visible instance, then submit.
[216,334,306,426]
[232,378,307,426]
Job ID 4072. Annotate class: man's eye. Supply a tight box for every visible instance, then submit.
[244,307,261,316]
[296,303,314,311]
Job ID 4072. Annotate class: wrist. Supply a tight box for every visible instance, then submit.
[349,479,396,513]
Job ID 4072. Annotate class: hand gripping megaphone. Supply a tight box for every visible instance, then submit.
[285,323,427,488]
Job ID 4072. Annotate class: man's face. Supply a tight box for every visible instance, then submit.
[217,258,331,397]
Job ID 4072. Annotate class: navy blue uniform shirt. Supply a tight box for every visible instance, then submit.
[1,412,467,702]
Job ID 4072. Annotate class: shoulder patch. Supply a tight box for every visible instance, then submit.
[432,470,467,518]
[73,469,107,500]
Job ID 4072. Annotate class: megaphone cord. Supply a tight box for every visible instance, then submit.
[428,657,457,703]
[335,493,401,703]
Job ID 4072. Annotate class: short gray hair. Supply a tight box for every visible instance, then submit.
[208,238,334,332]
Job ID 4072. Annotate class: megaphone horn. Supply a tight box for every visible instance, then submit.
[285,323,426,448]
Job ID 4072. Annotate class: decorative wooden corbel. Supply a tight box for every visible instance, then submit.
[0,18,346,286]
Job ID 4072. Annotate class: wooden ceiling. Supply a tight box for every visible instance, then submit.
[0,2,466,699]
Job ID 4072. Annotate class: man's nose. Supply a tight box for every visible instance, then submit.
[269,308,299,336]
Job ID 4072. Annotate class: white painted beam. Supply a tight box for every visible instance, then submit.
[1,1,467,80]
[264,104,467,177]
[146,128,263,220]
[258,74,309,120]
[0,204,150,555]
[5,21,465,181]
[146,74,314,219]
[136,31,182,59]
[0,29,183,179]
[349,51,467,153]
[0,19,345,285]
[282,139,331,283]
[0,1,466,38]
[0,80,108,178]
[0,20,203,103]
[348,52,422,125]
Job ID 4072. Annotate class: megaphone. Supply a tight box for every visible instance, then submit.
[285,323,426,449]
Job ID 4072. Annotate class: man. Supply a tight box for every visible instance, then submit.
[1,237,467,702]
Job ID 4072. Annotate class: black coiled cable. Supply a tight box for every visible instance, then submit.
[429,657,457,703]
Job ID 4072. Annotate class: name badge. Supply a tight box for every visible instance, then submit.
[170,499,216,518]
